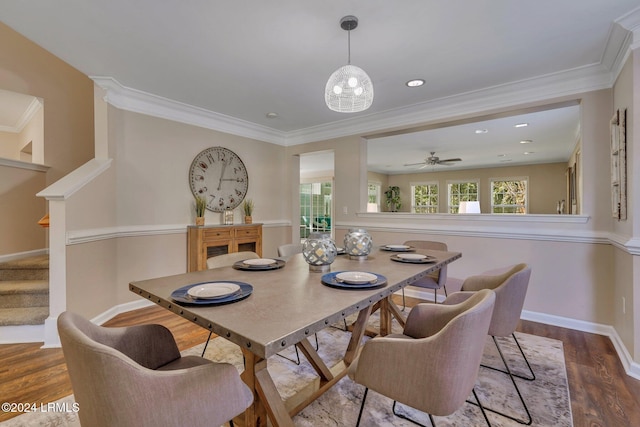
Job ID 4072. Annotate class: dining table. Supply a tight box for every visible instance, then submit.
[129,245,461,427]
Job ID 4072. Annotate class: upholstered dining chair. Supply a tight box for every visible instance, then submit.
[348,289,496,426]
[443,263,533,425]
[401,240,449,308]
[277,243,304,259]
[58,311,253,427]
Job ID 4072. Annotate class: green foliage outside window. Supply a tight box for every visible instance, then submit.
[448,182,479,213]
[413,184,439,213]
[492,180,527,213]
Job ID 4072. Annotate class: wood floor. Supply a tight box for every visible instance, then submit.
[1,298,639,426]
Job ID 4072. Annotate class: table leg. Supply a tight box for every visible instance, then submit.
[379,298,392,336]
[240,349,268,427]
[344,305,372,365]
[255,362,296,427]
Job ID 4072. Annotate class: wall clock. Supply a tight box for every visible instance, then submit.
[189,146,249,212]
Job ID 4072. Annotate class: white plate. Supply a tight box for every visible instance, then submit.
[336,271,378,284]
[385,244,411,250]
[187,282,241,299]
[397,253,427,260]
[243,258,277,266]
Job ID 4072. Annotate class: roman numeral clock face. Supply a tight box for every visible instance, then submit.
[189,147,249,212]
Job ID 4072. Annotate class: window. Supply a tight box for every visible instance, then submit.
[448,181,479,213]
[491,178,528,213]
[411,182,439,213]
[300,181,332,238]
[367,182,381,212]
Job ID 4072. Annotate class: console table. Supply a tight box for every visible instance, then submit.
[187,224,262,272]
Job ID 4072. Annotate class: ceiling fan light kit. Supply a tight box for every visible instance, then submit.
[325,15,374,113]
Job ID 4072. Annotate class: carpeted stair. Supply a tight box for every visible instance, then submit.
[0,255,49,326]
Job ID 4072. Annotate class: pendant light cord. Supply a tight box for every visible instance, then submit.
[347,29,351,65]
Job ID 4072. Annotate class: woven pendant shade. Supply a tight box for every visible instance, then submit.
[325,64,374,113]
[324,16,374,113]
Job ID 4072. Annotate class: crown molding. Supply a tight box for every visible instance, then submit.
[91,76,286,145]
[0,96,42,133]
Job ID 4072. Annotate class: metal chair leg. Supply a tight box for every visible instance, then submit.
[482,333,535,381]
[275,333,319,365]
[355,387,368,427]
[201,331,213,357]
[472,336,533,425]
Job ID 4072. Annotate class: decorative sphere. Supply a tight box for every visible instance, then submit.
[303,233,338,272]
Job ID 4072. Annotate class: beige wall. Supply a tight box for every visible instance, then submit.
[0,166,46,255]
[65,107,292,315]
[382,162,567,214]
[19,106,44,164]
[0,22,94,184]
[0,22,95,255]
[0,131,19,159]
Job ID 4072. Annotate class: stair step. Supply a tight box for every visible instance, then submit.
[0,280,49,308]
[0,255,49,281]
[0,307,49,326]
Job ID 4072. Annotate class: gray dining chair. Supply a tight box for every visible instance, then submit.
[277,243,304,259]
[348,289,496,426]
[444,263,533,425]
[401,240,449,308]
[58,311,253,427]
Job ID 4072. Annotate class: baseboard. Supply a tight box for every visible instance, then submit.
[0,324,44,344]
[0,248,48,263]
[91,299,154,325]
[522,309,640,380]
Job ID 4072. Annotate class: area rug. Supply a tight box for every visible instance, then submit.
[1,322,572,427]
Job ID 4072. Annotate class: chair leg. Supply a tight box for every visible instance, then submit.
[402,288,407,311]
[201,331,213,357]
[275,333,319,365]
[473,336,532,425]
[481,333,535,381]
[471,388,492,426]
[355,387,368,427]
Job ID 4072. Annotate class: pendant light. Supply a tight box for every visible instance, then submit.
[325,15,374,113]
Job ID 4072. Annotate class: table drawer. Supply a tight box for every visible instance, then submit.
[235,227,260,238]
[203,228,233,241]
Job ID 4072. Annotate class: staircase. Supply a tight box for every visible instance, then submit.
[0,255,49,327]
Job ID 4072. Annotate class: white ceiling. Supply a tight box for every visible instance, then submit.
[1,1,638,171]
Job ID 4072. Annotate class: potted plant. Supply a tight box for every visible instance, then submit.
[195,196,206,226]
[384,186,402,212]
[242,198,254,224]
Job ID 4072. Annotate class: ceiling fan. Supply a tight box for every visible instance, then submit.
[404,151,462,168]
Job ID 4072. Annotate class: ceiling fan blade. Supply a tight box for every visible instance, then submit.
[438,158,462,163]
[404,162,427,166]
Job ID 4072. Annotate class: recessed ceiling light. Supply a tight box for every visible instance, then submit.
[406,79,425,87]
[520,139,533,144]
[524,151,535,155]
[514,123,529,128]
[497,154,506,157]
[475,129,488,134]
[266,112,279,119]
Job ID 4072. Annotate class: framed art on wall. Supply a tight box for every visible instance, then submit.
[610,108,627,220]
